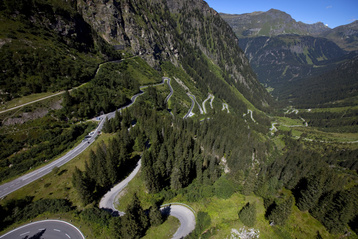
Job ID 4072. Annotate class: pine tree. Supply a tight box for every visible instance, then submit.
[170,167,182,190]
[102,117,111,133]
[113,110,122,131]
[242,169,257,196]
[238,202,257,227]
[95,143,110,188]
[149,203,163,226]
[62,90,73,115]
[267,196,293,226]
[297,176,322,211]
[72,167,93,205]
[155,144,167,179]
[121,193,149,238]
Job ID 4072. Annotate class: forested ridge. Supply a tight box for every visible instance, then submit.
[0,0,122,102]
[0,0,357,238]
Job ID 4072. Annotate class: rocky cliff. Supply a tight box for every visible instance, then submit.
[1,0,272,110]
[76,0,271,108]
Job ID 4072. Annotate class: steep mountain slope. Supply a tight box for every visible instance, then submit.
[278,53,358,107]
[76,0,272,111]
[239,35,347,87]
[221,9,329,38]
[0,0,272,112]
[0,0,274,183]
[0,0,121,102]
[222,9,358,109]
[320,20,358,51]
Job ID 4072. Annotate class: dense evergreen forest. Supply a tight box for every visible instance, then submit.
[0,0,357,238]
[66,96,357,237]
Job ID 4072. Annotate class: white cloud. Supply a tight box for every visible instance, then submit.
[326,5,333,9]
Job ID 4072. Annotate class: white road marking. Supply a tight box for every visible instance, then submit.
[20,232,30,236]
[54,229,61,232]
[66,233,71,238]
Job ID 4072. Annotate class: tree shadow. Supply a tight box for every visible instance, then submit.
[160,205,171,221]
[22,229,46,239]
[101,207,120,217]
[58,169,68,176]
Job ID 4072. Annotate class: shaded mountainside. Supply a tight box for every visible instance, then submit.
[77,0,272,110]
[320,20,358,51]
[220,9,329,39]
[0,0,121,101]
[278,53,358,107]
[239,35,347,87]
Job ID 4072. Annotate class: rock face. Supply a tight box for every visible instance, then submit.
[75,0,272,109]
[221,9,330,38]
[1,0,273,110]
[77,0,179,67]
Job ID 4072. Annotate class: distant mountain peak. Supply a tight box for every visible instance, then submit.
[221,9,330,38]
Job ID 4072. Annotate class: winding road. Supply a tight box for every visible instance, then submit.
[0,220,85,239]
[161,204,196,239]
[99,158,196,239]
[1,73,196,238]
[183,95,196,119]
[222,103,230,113]
[0,78,171,199]
[99,159,142,216]
[202,94,214,114]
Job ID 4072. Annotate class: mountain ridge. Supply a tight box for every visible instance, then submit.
[221,7,358,108]
[220,8,330,38]
[0,0,272,111]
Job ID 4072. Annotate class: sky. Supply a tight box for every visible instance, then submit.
[204,0,358,28]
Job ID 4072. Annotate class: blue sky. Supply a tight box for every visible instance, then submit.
[204,0,358,28]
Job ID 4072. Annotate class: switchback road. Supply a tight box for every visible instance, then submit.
[99,159,196,239]
[0,220,84,239]
[0,77,173,198]
[99,159,142,216]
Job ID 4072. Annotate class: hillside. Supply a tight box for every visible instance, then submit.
[0,1,357,239]
[239,35,347,88]
[278,53,358,108]
[320,20,358,51]
[222,8,358,114]
[0,0,122,102]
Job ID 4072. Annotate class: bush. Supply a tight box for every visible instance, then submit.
[214,176,235,199]
[238,202,256,227]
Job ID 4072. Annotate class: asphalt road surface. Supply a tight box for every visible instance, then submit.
[99,159,142,216]
[183,94,195,119]
[161,205,196,239]
[0,84,142,199]
[0,220,85,239]
[163,78,174,103]
[99,157,196,239]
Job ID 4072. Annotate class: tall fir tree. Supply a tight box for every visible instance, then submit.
[238,202,257,227]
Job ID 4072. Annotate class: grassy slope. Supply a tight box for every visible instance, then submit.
[114,171,341,239]
[143,216,180,239]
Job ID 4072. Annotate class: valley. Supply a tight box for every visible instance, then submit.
[0,0,357,239]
